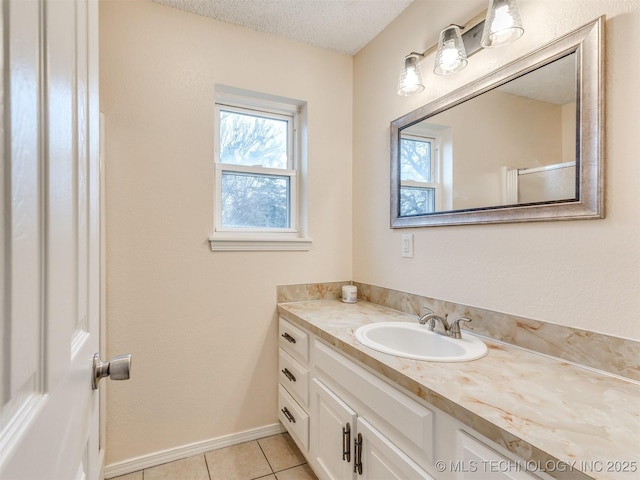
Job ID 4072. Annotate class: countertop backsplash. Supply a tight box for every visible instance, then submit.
[277,281,640,383]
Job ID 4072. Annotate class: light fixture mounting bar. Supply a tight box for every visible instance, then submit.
[457,9,488,57]
[418,9,488,60]
[462,20,485,57]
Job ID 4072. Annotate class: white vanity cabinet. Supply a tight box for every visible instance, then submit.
[310,338,435,479]
[310,378,357,479]
[452,430,553,480]
[311,378,433,480]
[278,316,551,480]
[358,417,433,480]
[278,317,311,452]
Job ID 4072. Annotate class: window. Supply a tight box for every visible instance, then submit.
[211,88,310,251]
[399,133,440,216]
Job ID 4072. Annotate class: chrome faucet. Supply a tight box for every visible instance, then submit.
[418,311,450,334]
[417,309,472,339]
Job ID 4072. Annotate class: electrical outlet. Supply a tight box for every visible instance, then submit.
[401,234,414,258]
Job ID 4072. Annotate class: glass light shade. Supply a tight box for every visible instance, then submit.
[397,54,425,96]
[434,26,468,76]
[481,0,524,48]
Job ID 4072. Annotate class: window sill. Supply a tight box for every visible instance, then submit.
[209,236,312,252]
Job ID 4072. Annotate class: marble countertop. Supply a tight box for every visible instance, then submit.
[277,299,640,480]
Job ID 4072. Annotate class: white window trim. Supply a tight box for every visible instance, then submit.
[209,87,311,251]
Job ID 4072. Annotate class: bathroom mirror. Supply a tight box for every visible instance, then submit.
[390,17,604,227]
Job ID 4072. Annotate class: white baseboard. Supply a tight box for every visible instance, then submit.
[104,423,285,479]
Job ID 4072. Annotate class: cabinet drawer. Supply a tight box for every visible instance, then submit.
[314,339,434,467]
[279,349,309,407]
[279,317,309,364]
[279,348,309,407]
[278,384,309,452]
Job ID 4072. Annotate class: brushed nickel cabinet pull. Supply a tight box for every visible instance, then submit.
[353,433,363,475]
[281,407,296,423]
[342,423,351,462]
[281,368,296,382]
[281,332,297,344]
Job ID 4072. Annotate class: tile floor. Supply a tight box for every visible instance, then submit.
[111,433,318,480]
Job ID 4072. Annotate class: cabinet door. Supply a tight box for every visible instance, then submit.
[311,379,357,480]
[357,418,434,480]
[458,431,541,480]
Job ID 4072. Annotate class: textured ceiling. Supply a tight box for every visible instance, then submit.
[497,53,577,105]
[152,0,414,55]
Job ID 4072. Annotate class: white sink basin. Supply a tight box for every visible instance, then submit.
[355,322,487,362]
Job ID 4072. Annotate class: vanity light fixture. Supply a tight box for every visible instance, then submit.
[434,25,468,75]
[396,0,524,95]
[397,52,425,96]
[481,0,524,48]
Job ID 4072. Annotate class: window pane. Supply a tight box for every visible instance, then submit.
[219,110,288,169]
[400,186,435,216]
[221,171,290,228]
[400,138,432,182]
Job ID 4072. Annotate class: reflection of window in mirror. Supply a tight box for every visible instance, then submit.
[400,124,452,216]
[400,133,437,216]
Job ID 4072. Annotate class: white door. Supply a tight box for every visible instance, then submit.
[0,0,103,479]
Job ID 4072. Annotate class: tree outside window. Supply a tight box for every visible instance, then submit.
[400,135,437,216]
[216,106,295,230]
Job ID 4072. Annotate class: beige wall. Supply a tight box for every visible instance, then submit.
[353,0,639,341]
[432,89,564,209]
[102,0,640,468]
[100,0,352,464]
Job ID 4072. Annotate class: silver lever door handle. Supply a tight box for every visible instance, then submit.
[92,353,132,390]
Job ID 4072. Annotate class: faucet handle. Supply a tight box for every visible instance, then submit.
[449,317,471,339]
